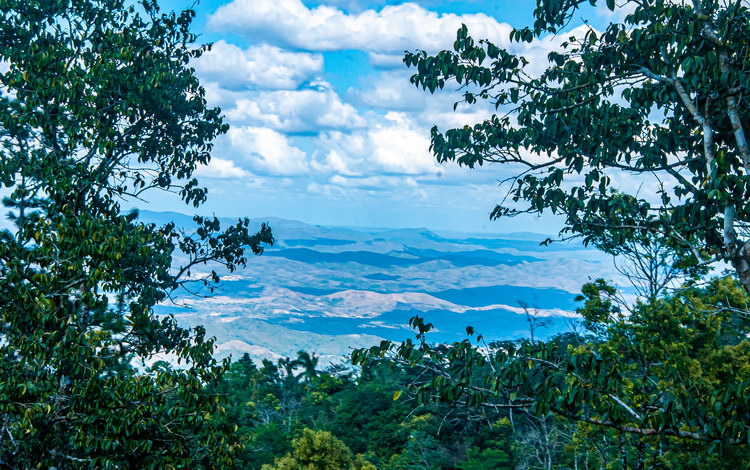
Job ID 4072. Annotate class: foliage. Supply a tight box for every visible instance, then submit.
[458,443,512,470]
[353,277,750,467]
[380,2,750,464]
[215,353,527,469]
[404,0,750,291]
[261,429,375,470]
[0,0,272,466]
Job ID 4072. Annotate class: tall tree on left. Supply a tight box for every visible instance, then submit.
[0,0,273,466]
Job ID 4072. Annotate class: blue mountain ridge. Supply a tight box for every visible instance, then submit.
[139,210,610,363]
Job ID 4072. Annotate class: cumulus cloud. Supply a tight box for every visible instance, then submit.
[348,70,427,111]
[195,157,252,179]
[312,112,440,180]
[595,2,638,22]
[193,40,323,90]
[225,84,366,132]
[313,0,393,13]
[193,0,596,201]
[367,52,407,68]
[201,81,246,110]
[329,174,418,189]
[227,127,309,176]
[369,112,437,174]
[208,0,512,53]
[314,132,367,176]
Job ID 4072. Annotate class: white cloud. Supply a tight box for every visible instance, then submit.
[367,52,406,68]
[306,182,347,197]
[313,0,392,12]
[227,127,309,176]
[208,0,512,53]
[202,81,244,109]
[195,1,603,202]
[195,157,252,179]
[314,132,367,176]
[329,174,418,189]
[312,112,440,180]
[595,2,638,22]
[369,112,436,174]
[349,70,427,111]
[193,40,323,90]
[225,85,366,132]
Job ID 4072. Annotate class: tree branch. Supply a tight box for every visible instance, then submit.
[551,406,743,445]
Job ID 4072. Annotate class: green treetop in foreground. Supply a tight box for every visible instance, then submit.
[0,0,272,466]
[406,0,750,291]
[261,429,376,470]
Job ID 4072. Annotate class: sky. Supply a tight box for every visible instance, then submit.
[143,0,619,233]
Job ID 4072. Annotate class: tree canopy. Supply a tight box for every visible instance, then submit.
[404,0,750,290]
[0,0,272,466]
[354,278,750,467]
[261,429,376,470]
[353,1,750,466]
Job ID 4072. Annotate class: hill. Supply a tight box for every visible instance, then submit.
[141,210,615,363]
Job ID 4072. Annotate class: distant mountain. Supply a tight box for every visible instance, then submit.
[171,314,382,364]
[140,210,616,365]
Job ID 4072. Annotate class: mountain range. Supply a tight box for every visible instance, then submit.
[142,210,616,365]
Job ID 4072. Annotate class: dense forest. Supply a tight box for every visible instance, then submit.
[216,276,750,469]
[1,0,749,467]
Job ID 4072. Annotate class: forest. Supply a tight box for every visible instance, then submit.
[0,0,749,468]
[214,275,750,469]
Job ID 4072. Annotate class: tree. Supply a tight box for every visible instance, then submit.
[261,429,376,470]
[217,351,525,469]
[459,445,512,470]
[404,0,750,291]
[293,350,320,381]
[600,230,708,301]
[0,0,272,466]
[354,278,750,465]
[372,0,750,461]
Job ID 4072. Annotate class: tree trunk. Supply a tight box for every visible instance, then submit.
[636,440,645,470]
[730,241,750,294]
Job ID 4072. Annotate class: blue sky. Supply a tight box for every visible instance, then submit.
[144,0,617,233]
